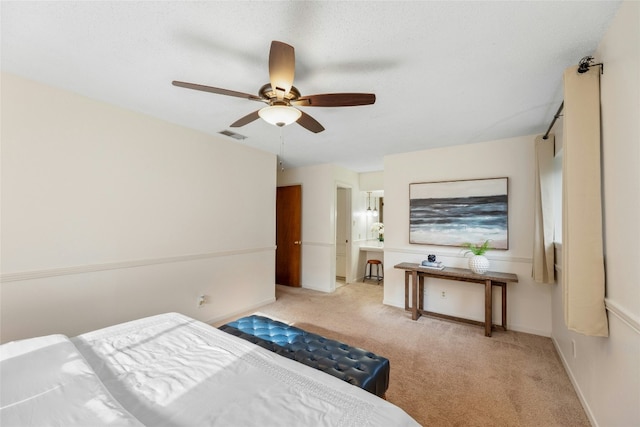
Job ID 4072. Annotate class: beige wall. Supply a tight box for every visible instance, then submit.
[277,164,365,289]
[359,171,383,192]
[551,2,640,426]
[1,73,277,342]
[383,135,553,336]
[278,134,554,336]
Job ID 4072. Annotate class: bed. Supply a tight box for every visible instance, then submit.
[1,312,420,426]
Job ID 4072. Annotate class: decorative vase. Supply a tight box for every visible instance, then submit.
[378,235,384,242]
[469,255,489,274]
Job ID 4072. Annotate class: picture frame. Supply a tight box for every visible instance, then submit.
[409,177,508,249]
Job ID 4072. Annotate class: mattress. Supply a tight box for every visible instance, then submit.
[1,313,420,426]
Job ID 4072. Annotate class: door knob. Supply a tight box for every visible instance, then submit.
[294,241,301,245]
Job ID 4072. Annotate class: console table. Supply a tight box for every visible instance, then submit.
[394,262,518,337]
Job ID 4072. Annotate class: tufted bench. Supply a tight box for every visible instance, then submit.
[219,315,389,398]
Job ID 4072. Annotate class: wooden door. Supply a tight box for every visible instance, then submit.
[276,185,302,287]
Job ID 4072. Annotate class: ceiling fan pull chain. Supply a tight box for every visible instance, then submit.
[279,127,285,171]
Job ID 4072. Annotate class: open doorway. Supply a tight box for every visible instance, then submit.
[336,186,351,287]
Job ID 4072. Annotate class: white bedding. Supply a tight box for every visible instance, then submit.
[0,334,143,427]
[2,313,420,426]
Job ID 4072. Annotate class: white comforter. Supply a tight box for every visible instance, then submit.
[0,334,143,426]
[2,313,420,426]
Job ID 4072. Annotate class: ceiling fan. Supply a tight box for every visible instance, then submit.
[172,41,376,133]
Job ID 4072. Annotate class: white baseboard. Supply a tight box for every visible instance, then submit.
[301,284,330,292]
[382,299,550,337]
[206,296,276,326]
[383,299,404,310]
[551,336,598,427]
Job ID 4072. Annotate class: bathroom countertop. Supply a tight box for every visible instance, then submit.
[360,241,384,252]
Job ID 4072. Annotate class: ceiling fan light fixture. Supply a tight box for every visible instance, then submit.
[258,105,301,127]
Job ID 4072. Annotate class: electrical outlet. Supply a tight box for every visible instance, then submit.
[440,290,446,299]
[197,295,205,308]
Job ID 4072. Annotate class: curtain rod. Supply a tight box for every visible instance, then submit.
[542,101,564,140]
[542,56,603,140]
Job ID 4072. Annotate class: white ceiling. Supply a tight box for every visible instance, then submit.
[1,1,621,172]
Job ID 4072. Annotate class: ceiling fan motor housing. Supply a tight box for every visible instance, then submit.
[259,83,301,105]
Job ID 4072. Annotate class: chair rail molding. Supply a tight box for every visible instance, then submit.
[605,298,640,335]
[302,241,334,247]
[1,246,276,283]
[383,247,532,264]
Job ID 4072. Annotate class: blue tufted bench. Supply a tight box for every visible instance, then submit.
[219,315,390,398]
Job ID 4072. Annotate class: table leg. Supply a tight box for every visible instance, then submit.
[404,271,410,310]
[419,275,425,310]
[412,270,419,320]
[485,279,492,337]
[502,283,507,330]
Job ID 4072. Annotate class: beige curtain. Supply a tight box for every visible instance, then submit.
[562,65,608,337]
[532,135,555,283]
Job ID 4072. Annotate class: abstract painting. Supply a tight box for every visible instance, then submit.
[409,177,508,249]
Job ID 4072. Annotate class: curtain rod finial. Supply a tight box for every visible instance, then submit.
[578,56,603,74]
[578,56,594,73]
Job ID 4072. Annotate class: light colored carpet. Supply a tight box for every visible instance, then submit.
[222,282,589,427]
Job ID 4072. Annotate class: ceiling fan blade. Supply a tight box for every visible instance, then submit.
[230,110,261,127]
[269,41,295,100]
[297,111,325,133]
[172,81,264,102]
[293,93,376,107]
